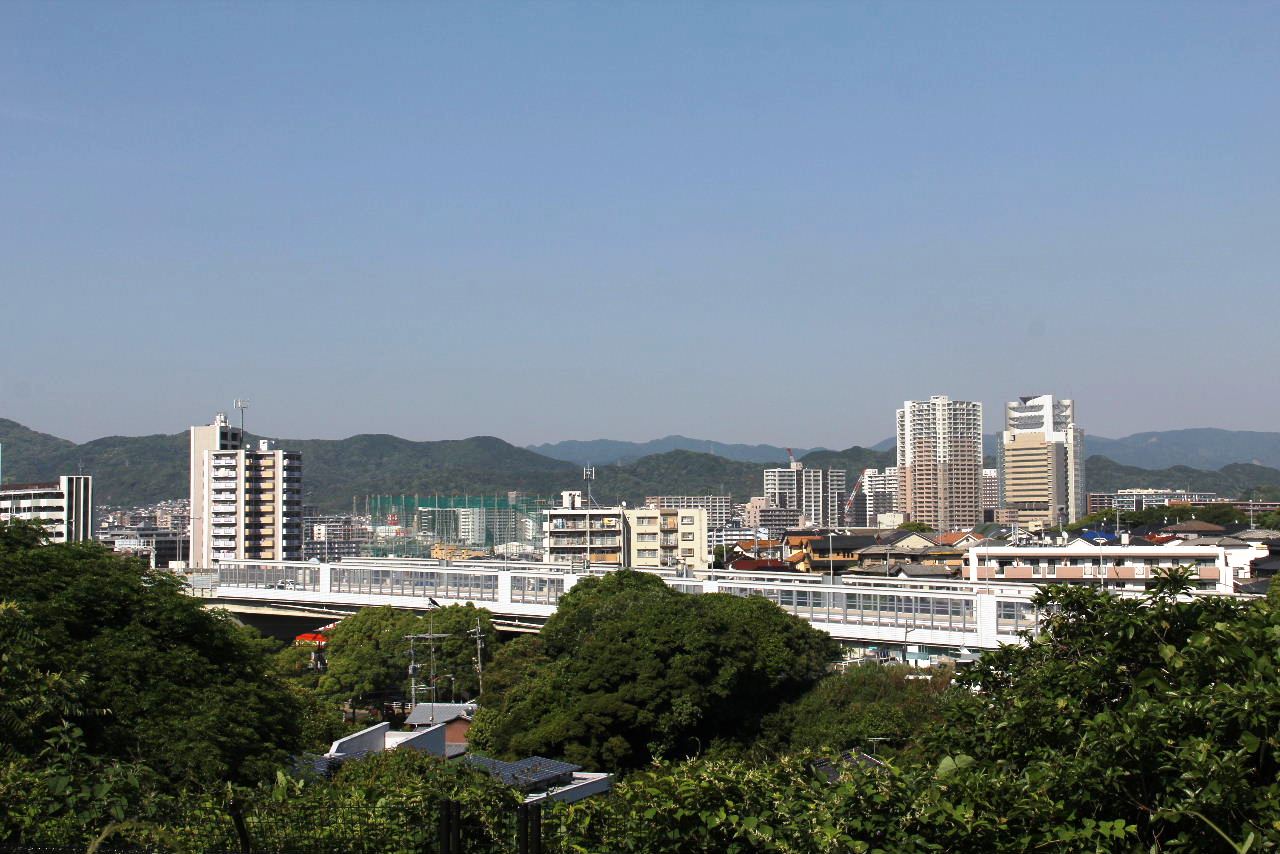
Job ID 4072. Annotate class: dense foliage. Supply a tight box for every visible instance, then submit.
[313,604,497,703]
[759,664,948,758]
[0,523,303,784]
[8,521,1280,852]
[470,570,839,769]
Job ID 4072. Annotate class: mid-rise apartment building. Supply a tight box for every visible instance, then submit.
[624,507,709,570]
[896,396,983,531]
[190,412,302,567]
[542,491,626,567]
[0,475,93,542]
[742,497,802,532]
[304,514,372,562]
[541,492,710,569]
[998,395,1085,529]
[643,495,731,530]
[981,468,999,520]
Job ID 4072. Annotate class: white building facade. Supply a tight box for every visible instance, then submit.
[0,475,93,542]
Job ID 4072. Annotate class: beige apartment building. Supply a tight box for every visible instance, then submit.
[190,412,302,567]
[998,395,1084,529]
[896,396,984,532]
[624,506,709,570]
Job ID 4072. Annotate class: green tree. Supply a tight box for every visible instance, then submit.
[0,523,302,785]
[760,664,949,758]
[470,570,838,770]
[933,577,1280,850]
[897,521,934,534]
[317,604,496,705]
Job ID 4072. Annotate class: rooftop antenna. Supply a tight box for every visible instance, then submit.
[233,399,249,440]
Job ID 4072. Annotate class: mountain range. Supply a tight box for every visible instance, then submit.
[528,436,826,466]
[2,418,1280,513]
[547,429,1280,472]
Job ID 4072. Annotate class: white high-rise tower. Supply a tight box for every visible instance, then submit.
[998,394,1085,529]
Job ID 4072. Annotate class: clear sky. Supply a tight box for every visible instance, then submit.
[2,2,1277,448]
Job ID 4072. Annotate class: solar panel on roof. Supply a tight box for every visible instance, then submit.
[466,755,581,789]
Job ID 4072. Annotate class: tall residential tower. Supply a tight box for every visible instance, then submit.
[190,412,302,567]
[896,396,984,531]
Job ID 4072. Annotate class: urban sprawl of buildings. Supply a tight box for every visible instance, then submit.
[3,395,1279,601]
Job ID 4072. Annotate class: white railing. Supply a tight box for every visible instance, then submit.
[197,558,1058,650]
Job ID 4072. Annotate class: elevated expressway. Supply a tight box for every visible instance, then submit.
[189,557,1056,660]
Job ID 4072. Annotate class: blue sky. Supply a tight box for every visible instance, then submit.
[2,2,1277,447]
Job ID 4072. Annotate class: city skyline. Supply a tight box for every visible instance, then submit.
[3,3,1278,446]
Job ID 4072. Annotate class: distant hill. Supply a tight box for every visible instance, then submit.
[528,435,825,466]
[1083,456,1280,500]
[0,419,890,513]
[7,416,1280,515]
[1084,429,1280,471]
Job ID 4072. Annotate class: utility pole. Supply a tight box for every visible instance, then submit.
[405,606,449,722]
[469,617,486,697]
[583,466,595,571]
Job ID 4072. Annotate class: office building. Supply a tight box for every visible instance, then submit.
[998,395,1085,529]
[643,495,732,530]
[896,396,984,531]
[624,507,709,570]
[190,412,302,567]
[0,475,93,542]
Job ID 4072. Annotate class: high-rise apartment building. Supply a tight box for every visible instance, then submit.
[762,462,845,527]
[190,412,302,567]
[896,396,984,531]
[0,476,93,542]
[998,395,1085,529]
[854,467,899,527]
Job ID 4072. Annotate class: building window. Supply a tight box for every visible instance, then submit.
[681,516,695,525]
[638,549,658,558]
[681,548,694,557]
[681,532,694,541]
[638,533,657,543]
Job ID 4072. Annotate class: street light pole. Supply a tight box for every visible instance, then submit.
[828,531,835,585]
